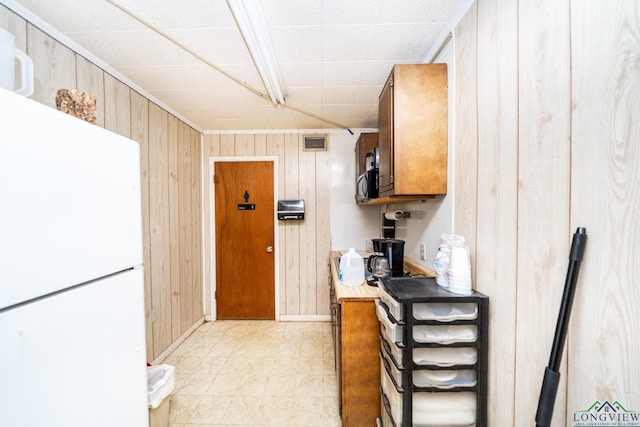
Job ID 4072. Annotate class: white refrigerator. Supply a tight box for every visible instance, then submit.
[0,88,149,426]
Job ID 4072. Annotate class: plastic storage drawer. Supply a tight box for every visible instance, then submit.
[379,285,403,321]
[377,299,403,343]
[380,350,404,390]
[381,334,404,369]
[413,347,477,367]
[412,302,478,321]
[413,324,477,344]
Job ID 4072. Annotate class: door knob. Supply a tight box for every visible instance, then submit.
[266,246,273,253]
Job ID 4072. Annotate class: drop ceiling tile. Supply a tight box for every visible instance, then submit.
[319,62,367,87]
[321,0,385,25]
[378,0,467,23]
[168,28,254,65]
[321,25,377,62]
[367,23,445,61]
[269,26,322,63]
[321,86,359,104]
[279,63,323,87]
[262,1,323,27]
[115,0,235,29]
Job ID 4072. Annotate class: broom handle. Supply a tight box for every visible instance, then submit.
[535,227,587,427]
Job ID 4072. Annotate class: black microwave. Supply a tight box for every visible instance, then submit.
[356,168,378,202]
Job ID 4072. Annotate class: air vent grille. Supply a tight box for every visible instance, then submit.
[303,135,328,151]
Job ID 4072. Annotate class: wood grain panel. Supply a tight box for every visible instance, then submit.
[104,73,131,136]
[299,141,317,315]
[75,55,104,127]
[220,134,235,156]
[191,128,203,321]
[568,0,640,420]
[474,0,519,424]
[234,133,254,156]
[130,90,152,359]
[254,133,267,156]
[266,134,287,314]
[284,133,300,314]
[27,25,76,108]
[148,103,171,358]
[315,147,332,315]
[452,4,478,244]
[178,120,194,331]
[167,114,181,341]
[516,0,571,424]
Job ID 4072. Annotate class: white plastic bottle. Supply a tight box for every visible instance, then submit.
[339,248,364,286]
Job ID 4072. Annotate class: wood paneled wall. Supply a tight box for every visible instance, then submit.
[453,0,640,425]
[1,5,203,361]
[202,133,331,318]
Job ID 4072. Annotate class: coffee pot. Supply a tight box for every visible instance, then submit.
[369,238,405,277]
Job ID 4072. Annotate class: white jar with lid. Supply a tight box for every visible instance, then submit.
[339,248,364,286]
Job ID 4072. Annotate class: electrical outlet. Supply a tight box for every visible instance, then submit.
[420,243,427,260]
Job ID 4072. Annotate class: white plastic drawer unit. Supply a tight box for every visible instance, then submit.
[376,299,403,344]
[380,364,477,427]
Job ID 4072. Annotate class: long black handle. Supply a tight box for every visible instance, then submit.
[535,227,587,427]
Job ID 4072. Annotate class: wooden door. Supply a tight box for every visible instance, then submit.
[214,161,275,319]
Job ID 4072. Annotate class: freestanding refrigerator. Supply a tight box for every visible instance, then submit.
[0,88,149,426]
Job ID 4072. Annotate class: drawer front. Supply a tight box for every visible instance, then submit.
[376,299,403,344]
[380,334,404,369]
[380,362,404,426]
[413,346,477,367]
[379,285,403,321]
[413,301,478,321]
[380,350,404,390]
[413,324,477,344]
[412,391,477,426]
[413,368,477,389]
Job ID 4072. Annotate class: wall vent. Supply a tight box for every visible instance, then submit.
[303,134,328,151]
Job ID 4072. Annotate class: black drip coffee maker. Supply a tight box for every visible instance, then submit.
[367,238,405,285]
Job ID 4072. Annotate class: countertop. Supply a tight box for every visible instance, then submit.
[329,250,436,302]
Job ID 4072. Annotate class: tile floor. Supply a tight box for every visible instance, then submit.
[161,320,341,427]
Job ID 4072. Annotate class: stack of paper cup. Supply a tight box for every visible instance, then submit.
[447,246,472,295]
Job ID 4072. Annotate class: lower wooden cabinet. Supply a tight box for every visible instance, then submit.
[339,299,380,426]
[330,272,381,426]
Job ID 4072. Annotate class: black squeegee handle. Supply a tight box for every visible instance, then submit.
[535,227,587,427]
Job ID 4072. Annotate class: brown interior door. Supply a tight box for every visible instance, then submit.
[214,161,275,319]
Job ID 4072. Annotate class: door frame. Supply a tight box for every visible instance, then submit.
[208,156,279,321]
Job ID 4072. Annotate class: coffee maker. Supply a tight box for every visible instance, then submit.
[371,238,405,277]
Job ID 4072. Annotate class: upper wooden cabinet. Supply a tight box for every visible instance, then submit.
[377,63,448,201]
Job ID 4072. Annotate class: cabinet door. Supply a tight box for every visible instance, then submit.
[378,73,394,193]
